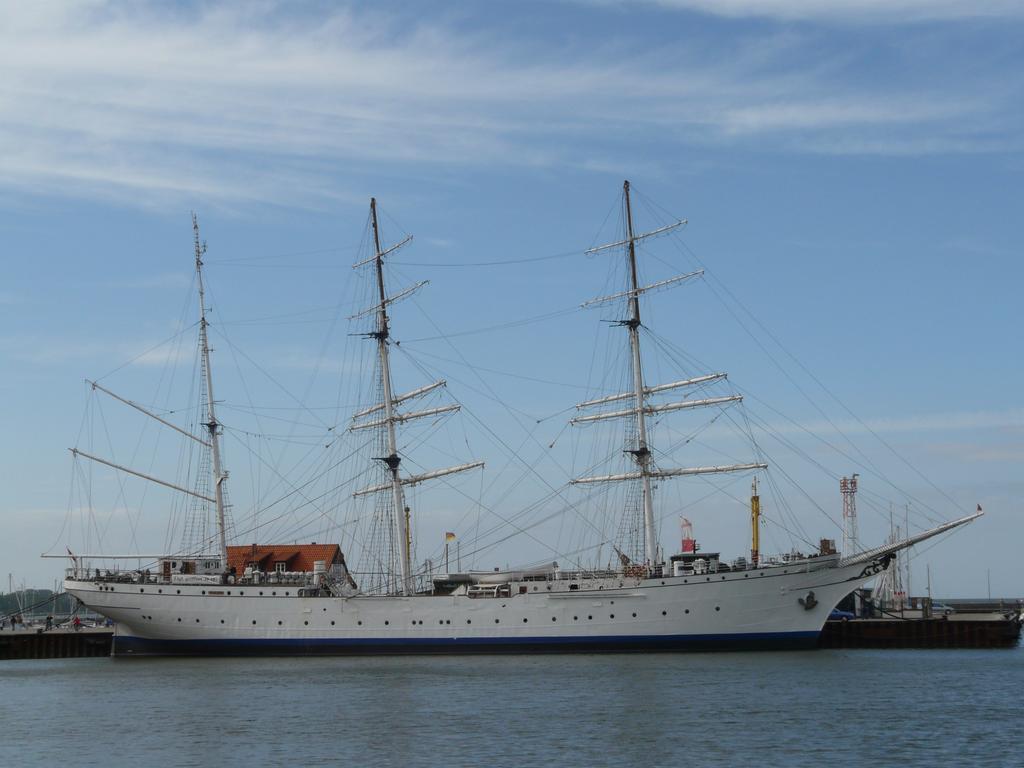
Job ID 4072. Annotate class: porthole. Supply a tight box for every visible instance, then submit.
[573,616,578,621]
[587,615,592,620]
[705,577,710,582]
[259,591,264,595]
[721,576,726,580]
[140,588,144,593]
[495,619,500,624]
[446,620,451,625]
[285,592,290,596]
[304,621,308,626]
[684,609,690,614]
[611,600,615,605]
[466,619,472,625]
[271,591,276,596]
[384,621,389,626]
[195,618,200,623]
[532,586,537,591]
[662,611,667,616]
[177,618,181,622]
[715,606,721,611]
[158,589,163,593]
[278,621,283,626]
[523,618,528,623]
[684,579,688,584]
[201,590,206,595]
[744,574,749,578]
[551,616,557,622]
[252,620,256,625]
[439,620,445,625]
[176,589,181,594]
[331,621,336,626]
[610,614,615,619]
[632,613,637,618]
[357,621,362,626]
[220,619,225,624]
[322,608,327,612]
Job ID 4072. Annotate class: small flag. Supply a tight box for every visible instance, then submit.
[977,504,983,512]
[445,532,456,542]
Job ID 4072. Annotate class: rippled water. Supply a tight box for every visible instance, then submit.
[2,648,1020,767]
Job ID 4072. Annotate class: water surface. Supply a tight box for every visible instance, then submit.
[2,648,1019,767]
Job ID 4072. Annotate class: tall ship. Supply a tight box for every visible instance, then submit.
[60,182,980,655]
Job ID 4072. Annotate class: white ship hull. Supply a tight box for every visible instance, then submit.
[64,555,888,655]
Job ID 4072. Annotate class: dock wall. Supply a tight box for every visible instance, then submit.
[0,629,112,660]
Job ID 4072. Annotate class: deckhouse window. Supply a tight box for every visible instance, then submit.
[275,562,287,573]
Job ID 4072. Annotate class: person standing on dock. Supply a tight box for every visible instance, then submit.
[45,615,53,631]
[72,616,81,632]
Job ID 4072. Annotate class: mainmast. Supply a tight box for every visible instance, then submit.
[350,199,483,596]
[572,180,766,573]
[193,214,229,571]
[369,198,412,595]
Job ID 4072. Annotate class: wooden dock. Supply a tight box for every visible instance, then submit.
[0,628,112,660]
[820,613,1022,649]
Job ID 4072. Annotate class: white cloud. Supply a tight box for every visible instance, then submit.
[924,442,1024,463]
[0,1,1017,208]
[0,335,192,367]
[688,406,1024,443]
[765,407,1024,438]
[626,0,1024,23]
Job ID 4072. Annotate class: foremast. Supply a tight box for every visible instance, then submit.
[193,214,229,571]
[351,198,483,596]
[572,180,766,573]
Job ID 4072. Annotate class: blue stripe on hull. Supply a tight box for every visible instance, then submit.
[113,631,819,656]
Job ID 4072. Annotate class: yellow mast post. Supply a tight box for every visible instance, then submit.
[750,477,760,568]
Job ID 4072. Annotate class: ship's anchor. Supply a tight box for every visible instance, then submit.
[798,591,818,610]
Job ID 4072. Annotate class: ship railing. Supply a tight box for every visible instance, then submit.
[552,569,628,581]
[67,567,162,584]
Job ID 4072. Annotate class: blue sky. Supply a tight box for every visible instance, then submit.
[1,0,1021,596]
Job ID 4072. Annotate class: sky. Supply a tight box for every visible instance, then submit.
[0,0,1021,597]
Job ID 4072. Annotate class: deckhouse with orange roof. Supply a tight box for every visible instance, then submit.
[226,543,345,576]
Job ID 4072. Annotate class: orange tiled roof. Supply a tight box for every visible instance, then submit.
[226,543,342,575]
